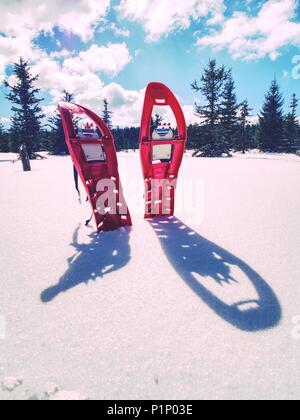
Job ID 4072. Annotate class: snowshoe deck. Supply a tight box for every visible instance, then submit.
[59,102,132,232]
[139,83,187,218]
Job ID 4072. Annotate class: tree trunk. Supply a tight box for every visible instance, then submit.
[19,143,31,172]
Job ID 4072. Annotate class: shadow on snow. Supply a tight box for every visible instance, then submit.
[41,225,131,303]
[41,218,281,332]
[150,217,281,332]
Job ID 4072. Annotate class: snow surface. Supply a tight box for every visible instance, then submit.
[0,151,300,400]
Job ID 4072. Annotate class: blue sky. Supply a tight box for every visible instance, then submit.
[0,0,300,127]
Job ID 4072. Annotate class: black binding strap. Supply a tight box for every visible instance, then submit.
[73,165,94,227]
[85,212,94,226]
[73,165,81,203]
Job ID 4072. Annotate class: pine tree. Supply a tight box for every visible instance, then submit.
[49,90,74,155]
[0,123,9,153]
[191,59,227,157]
[112,126,123,151]
[4,58,45,159]
[220,70,239,155]
[102,99,113,130]
[152,114,163,129]
[39,129,54,152]
[187,124,204,151]
[284,94,299,153]
[129,127,138,151]
[258,79,284,152]
[123,127,130,150]
[237,100,253,154]
[151,114,164,136]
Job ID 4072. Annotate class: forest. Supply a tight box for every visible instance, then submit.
[0,58,299,158]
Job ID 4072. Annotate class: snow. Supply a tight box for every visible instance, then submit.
[0,150,300,400]
[50,390,89,401]
[1,377,23,392]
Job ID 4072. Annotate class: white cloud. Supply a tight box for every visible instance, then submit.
[0,117,12,123]
[116,0,225,41]
[0,0,111,80]
[197,0,300,60]
[76,83,199,128]
[63,43,131,77]
[98,21,130,38]
[152,104,200,127]
[183,105,201,125]
[32,56,105,102]
[43,105,61,119]
[0,0,206,129]
[39,73,196,128]
[38,80,144,128]
[109,22,130,38]
[4,48,199,128]
[31,52,138,127]
[76,82,145,127]
[50,49,75,60]
[0,31,43,80]
[29,41,130,98]
[249,115,259,125]
[0,0,110,41]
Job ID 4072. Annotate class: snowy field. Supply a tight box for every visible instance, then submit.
[1,150,300,400]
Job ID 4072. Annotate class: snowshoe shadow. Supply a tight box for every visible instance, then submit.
[41,225,131,303]
[150,217,281,332]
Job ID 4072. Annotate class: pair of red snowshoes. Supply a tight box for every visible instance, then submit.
[59,82,187,233]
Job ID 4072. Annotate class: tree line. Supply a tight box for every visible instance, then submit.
[0,58,299,158]
[189,59,299,156]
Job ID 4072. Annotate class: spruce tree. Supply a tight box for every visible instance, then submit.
[0,123,10,153]
[151,114,164,136]
[187,124,204,152]
[258,79,284,152]
[191,59,227,157]
[220,70,239,155]
[129,127,138,151]
[49,90,74,155]
[284,94,299,153]
[237,100,253,154]
[4,58,44,159]
[102,98,113,129]
[152,114,163,129]
[123,127,130,150]
[112,126,122,151]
